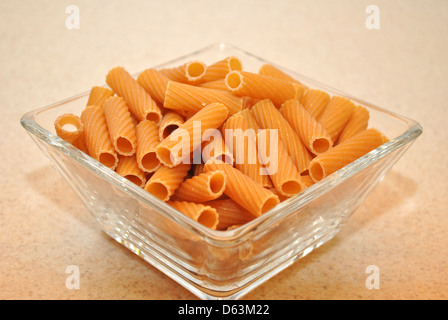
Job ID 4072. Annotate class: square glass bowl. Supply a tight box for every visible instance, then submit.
[21,43,422,300]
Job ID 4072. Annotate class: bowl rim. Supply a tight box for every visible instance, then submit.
[20,42,423,244]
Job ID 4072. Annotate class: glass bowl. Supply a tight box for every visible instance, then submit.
[20,42,422,300]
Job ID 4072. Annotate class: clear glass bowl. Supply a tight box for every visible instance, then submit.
[20,43,422,300]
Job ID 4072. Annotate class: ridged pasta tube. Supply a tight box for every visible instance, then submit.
[106,66,162,123]
[204,161,279,217]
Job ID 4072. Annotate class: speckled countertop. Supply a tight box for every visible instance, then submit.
[1,0,447,300]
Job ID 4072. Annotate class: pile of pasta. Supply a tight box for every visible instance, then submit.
[54,56,389,231]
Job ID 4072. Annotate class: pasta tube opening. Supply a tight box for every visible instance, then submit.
[116,136,134,155]
[161,124,180,140]
[209,171,226,195]
[280,180,303,196]
[135,120,161,173]
[146,112,161,123]
[186,61,207,81]
[197,208,219,229]
[309,161,324,182]
[145,182,168,201]
[124,175,145,188]
[156,145,176,167]
[54,113,83,144]
[141,152,160,172]
[313,138,332,154]
[225,71,243,91]
[261,196,280,215]
[99,152,119,169]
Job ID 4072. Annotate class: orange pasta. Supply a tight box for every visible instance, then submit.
[317,95,356,143]
[309,128,388,182]
[337,105,370,144]
[166,200,219,230]
[86,86,114,107]
[205,198,255,230]
[267,188,290,202]
[52,53,394,231]
[299,88,331,119]
[197,79,229,91]
[156,102,229,167]
[158,112,185,140]
[135,120,161,173]
[116,155,147,188]
[103,96,137,156]
[158,60,207,85]
[106,66,162,123]
[301,174,316,188]
[171,170,226,203]
[257,129,306,197]
[80,105,118,170]
[202,56,243,83]
[57,109,88,154]
[144,163,191,201]
[250,99,312,174]
[163,80,243,116]
[201,133,233,164]
[204,161,279,217]
[222,112,272,188]
[279,99,333,155]
[239,108,261,131]
[242,96,262,109]
[72,132,89,154]
[225,70,304,106]
[54,113,84,144]
[136,68,170,106]
[258,63,306,87]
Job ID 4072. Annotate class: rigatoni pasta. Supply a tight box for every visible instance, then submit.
[258,63,306,87]
[158,111,185,141]
[309,128,388,182]
[250,99,312,174]
[171,170,226,203]
[159,60,207,85]
[106,66,162,123]
[239,108,261,131]
[299,88,330,119]
[225,70,305,106]
[203,161,279,217]
[54,113,84,145]
[116,155,147,188]
[86,86,114,108]
[144,163,191,201]
[222,111,272,188]
[197,79,229,91]
[103,96,137,156]
[317,95,356,143]
[201,133,233,165]
[136,68,170,106]
[257,129,305,197]
[156,102,229,167]
[72,131,89,154]
[53,54,390,230]
[166,200,219,230]
[279,99,333,155]
[163,80,243,116]
[135,120,161,173]
[205,199,255,230]
[337,105,370,144]
[80,105,119,170]
[202,56,243,83]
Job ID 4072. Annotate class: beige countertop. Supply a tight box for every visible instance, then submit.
[1,0,447,300]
